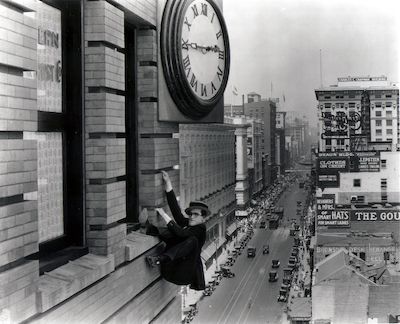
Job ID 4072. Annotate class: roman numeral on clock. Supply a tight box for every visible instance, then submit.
[191,4,199,18]
[217,66,223,81]
[190,74,198,92]
[219,50,224,60]
[211,82,217,94]
[182,38,189,50]
[201,3,207,16]
[216,30,222,39]
[184,17,191,31]
[183,55,190,70]
[183,55,191,77]
[201,83,207,97]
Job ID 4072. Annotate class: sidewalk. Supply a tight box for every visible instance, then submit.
[184,230,249,308]
[285,223,312,322]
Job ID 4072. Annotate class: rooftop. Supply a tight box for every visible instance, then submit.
[368,283,400,322]
[314,248,376,285]
[288,297,311,319]
[316,233,394,247]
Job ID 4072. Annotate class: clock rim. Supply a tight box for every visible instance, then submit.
[160,0,230,120]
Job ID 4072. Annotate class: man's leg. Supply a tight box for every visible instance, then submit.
[146,236,198,267]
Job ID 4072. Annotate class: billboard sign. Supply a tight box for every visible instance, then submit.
[317,156,348,188]
[351,210,400,222]
[350,151,380,172]
[316,195,350,227]
[317,151,380,189]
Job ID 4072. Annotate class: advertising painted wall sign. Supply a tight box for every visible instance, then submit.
[352,152,380,172]
[317,151,380,189]
[317,157,348,188]
[316,195,350,227]
[317,210,350,227]
[321,111,363,139]
[351,210,400,221]
[318,158,348,170]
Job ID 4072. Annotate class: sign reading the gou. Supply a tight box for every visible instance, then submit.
[351,210,400,221]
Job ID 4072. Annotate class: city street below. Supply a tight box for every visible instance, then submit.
[192,175,309,324]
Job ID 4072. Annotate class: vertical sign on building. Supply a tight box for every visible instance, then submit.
[247,136,253,167]
[37,1,62,112]
[28,1,64,243]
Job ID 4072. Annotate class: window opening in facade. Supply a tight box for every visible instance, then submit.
[125,22,139,223]
[25,0,85,271]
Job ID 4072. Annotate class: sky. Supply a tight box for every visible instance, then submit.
[223,0,400,124]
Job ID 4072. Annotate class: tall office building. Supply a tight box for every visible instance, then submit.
[243,93,277,184]
[179,123,236,268]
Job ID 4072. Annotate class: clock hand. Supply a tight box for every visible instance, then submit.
[188,43,220,54]
[205,45,220,53]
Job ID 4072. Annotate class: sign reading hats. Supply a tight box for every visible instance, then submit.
[185,201,212,217]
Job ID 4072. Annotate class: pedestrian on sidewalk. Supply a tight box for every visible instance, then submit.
[146,171,209,291]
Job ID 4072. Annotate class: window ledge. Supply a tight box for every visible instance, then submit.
[37,254,115,313]
[125,231,162,261]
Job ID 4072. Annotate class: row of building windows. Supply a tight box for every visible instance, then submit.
[375,129,393,135]
[375,120,393,126]
[374,111,394,117]
[372,102,395,108]
[353,178,388,188]
[323,93,393,100]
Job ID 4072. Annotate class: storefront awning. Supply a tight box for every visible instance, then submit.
[226,223,238,236]
[235,210,248,217]
[201,245,215,263]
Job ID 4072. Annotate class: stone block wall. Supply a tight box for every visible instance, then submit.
[0,0,180,323]
[0,1,39,322]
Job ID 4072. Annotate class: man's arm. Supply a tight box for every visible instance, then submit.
[156,208,193,238]
[161,171,188,227]
[167,221,205,239]
[166,190,189,227]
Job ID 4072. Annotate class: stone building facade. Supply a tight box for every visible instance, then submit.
[0,0,205,322]
[179,124,236,266]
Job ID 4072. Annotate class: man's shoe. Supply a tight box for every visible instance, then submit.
[146,255,161,268]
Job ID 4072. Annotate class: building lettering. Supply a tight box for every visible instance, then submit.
[38,27,59,48]
[38,60,62,82]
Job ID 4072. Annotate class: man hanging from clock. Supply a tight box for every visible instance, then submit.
[146,170,208,291]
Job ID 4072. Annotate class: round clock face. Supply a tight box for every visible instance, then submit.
[161,0,230,119]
